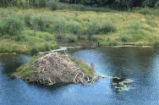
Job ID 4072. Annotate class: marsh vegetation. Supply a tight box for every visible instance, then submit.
[0,0,159,54]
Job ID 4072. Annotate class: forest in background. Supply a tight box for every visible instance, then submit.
[0,0,159,9]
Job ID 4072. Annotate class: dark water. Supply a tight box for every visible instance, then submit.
[0,47,159,105]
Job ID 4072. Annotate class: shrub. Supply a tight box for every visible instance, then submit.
[24,14,50,31]
[66,20,81,34]
[153,40,159,47]
[108,41,118,46]
[21,30,56,53]
[0,13,24,36]
[135,8,151,15]
[53,17,67,35]
[64,33,78,42]
[31,15,49,31]
[147,20,158,27]
[155,1,159,8]
[24,13,32,27]
[34,0,47,8]
[100,21,116,34]
[80,35,89,40]
[47,0,58,10]
[121,36,128,42]
[87,18,100,35]
[36,31,55,42]
[91,35,105,41]
[86,18,116,35]
[31,46,39,54]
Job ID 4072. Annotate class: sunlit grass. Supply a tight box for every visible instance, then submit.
[15,55,42,78]
[0,7,159,53]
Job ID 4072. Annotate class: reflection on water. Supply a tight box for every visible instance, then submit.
[0,47,159,105]
[0,54,31,74]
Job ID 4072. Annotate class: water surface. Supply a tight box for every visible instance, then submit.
[0,47,159,105]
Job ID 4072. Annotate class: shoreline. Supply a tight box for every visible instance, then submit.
[0,44,155,55]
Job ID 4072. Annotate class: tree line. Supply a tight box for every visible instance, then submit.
[0,0,49,7]
[0,0,159,9]
[59,0,159,9]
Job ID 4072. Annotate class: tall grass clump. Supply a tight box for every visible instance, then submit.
[64,33,78,42]
[87,18,100,35]
[47,0,58,10]
[128,19,141,31]
[0,13,24,36]
[86,18,116,37]
[153,38,159,47]
[137,8,151,15]
[22,30,56,54]
[24,14,50,31]
[15,55,42,78]
[66,20,81,34]
[120,36,129,42]
[155,1,159,8]
[31,15,49,31]
[100,21,116,34]
[24,13,32,27]
[53,17,67,39]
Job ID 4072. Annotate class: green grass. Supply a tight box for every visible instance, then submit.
[15,55,42,78]
[0,38,29,53]
[0,30,56,54]
[70,56,95,76]
[0,6,159,54]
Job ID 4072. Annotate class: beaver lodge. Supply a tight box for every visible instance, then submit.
[13,52,99,86]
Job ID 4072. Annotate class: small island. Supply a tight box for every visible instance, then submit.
[12,52,98,86]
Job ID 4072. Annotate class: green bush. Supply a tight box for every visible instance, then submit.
[86,18,116,35]
[153,40,159,47]
[91,35,105,41]
[100,21,116,34]
[80,35,89,40]
[121,36,128,42]
[31,46,39,54]
[64,33,78,42]
[147,20,158,27]
[0,13,24,36]
[53,17,67,35]
[135,8,151,15]
[24,13,32,27]
[66,20,81,34]
[32,15,50,31]
[20,30,56,54]
[87,18,100,35]
[47,0,58,10]
[155,1,159,8]
[24,14,50,31]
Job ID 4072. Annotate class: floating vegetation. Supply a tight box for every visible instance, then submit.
[111,77,134,93]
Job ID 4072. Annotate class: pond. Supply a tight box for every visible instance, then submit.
[0,47,159,105]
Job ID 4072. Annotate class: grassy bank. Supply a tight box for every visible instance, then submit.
[14,55,42,78]
[0,6,159,54]
[0,31,56,54]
